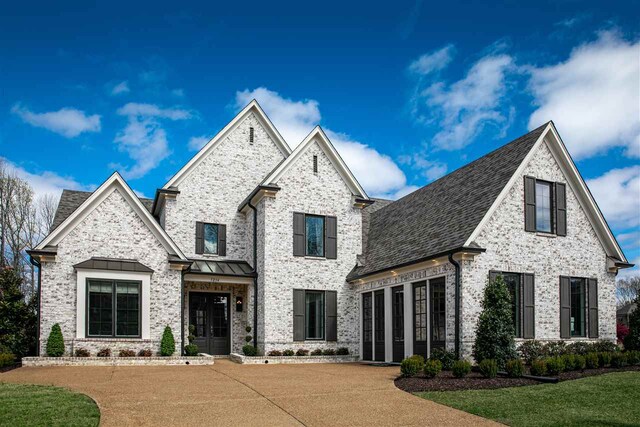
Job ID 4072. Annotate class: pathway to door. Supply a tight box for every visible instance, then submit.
[1,360,496,426]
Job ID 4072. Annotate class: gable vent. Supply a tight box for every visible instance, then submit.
[313,155,318,173]
[249,127,254,144]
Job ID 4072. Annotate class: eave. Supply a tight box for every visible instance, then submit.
[238,184,281,213]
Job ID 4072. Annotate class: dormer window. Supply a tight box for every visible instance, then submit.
[524,176,566,236]
[249,127,254,144]
[535,181,553,233]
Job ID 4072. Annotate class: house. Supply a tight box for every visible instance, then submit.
[28,100,633,361]
[617,302,636,327]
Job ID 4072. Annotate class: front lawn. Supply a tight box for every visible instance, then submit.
[417,372,640,426]
[0,383,100,427]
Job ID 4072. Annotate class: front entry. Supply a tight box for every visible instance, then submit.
[362,292,373,360]
[413,281,428,359]
[391,286,404,362]
[374,290,385,361]
[189,292,230,355]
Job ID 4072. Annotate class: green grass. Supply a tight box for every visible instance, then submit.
[417,372,640,426]
[0,383,100,427]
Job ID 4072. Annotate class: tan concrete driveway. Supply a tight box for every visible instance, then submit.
[1,360,496,426]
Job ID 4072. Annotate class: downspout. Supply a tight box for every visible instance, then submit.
[29,256,42,357]
[248,201,258,348]
[180,271,185,356]
[448,253,461,360]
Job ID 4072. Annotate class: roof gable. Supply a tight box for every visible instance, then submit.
[163,100,292,189]
[36,172,187,259]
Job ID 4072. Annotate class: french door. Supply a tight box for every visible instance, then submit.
[189,293,230,355]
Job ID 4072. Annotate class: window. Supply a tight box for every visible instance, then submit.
[363,293,372,343]
[430,280,446,344]
[249,126,254,143]
[305,215,325,257]
[392,288,404,343]
[87,279,140,337]
[571,278,586,337]
[502,273,522,338]
[535,181,553,233]
[313,155,318,173]
[414,283,427,342]
[305,291,325,339]
[204,223,219,254]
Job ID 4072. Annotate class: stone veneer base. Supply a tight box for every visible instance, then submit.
[22,355,214,367]
[229,353,359,364]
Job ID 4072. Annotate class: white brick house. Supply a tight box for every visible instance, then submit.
[29,101,633,361]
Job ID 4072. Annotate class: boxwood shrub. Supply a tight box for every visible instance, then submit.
[423,359,442,378]
[546,356,565,375]
[478,359,498,378]
[46,323,65,357]
[400,356,423,377]
[296,349,309,356]
[505,359,524,377]
[336,347,349,355]
[160,326,175,356]
[626,350,640,365]
[610,352,627,368]
[598,352,612,367]
[429,348,455,370]
[585,352,599,369]
[0,352,16,368]
[452,360,472,378]
[74,348,90,357]
[282,349,295,356]
[530,359,547,376]
[574,354,586,370]
[242,344,257,356]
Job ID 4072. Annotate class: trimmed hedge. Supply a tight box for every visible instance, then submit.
[530,359,547,376]
[546,357,565,375]
[46,324,65,357]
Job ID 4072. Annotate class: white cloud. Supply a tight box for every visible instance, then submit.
[172,88,185,97]
[617,257,640,280]
[111,81,130,95]
[11,103,101,138]
[408,44,455,75]
[586,166,640,229]
[398,153,448,181]
[234,87,409,197]
[528,32,640,159]
[618,231,640,249]
[188,135,210,151]
[113,103,193,179]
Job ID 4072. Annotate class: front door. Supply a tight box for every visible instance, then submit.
[430,277,446,352]
[413,281,428,359]
[362,292,373,360]
[391,286,404,362]
[374,290,385,361]
[189,292,230,355]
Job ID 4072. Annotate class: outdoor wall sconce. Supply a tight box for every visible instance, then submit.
[236,296,243,312]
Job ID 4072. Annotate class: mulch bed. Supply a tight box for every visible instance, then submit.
[0,363,21,373]
[395,365,640,393]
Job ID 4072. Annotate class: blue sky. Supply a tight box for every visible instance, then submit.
[1,1,639,272]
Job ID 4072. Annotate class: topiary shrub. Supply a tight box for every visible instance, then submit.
[472,275,516,367]
[452,360,472,378]
[530,359,547,376]
[119,349,136,357]
[283,349,295,356]
[74,348,90,357]
[610,352,628,368]
[296,348,309,356]
[423,359,442,378]
[138,349,152,357]
[184,344,199,356]
[97,348,111,357]
[430,348,456,370]
[562,354,576,371]
[598,352,612,367]
[543,341,567,357]
[518,340,545,364]
[626,350,640,365]
[505,359,524,377]
[478,359,498,378]
[242,344,257,356]
[574,354,586,371]
[310,348,323,356]
[546,356,565,375]
[585,352,599,369]
[322,348,336,356]
[400,356,423,377]
[336,347,349,355]
[245,335,253,343]
[0,352,16,368]
[46,324,65,357]
[160,326,175,356]
[268,350,282,356]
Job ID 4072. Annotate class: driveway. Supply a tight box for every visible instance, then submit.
[1,360,496,426]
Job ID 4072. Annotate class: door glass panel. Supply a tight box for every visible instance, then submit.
[414,283,427,342]
[570,278,586,337]
[363,293,372,343]
[392,289,404,342]
[430,280,445,343]
[190,295,208,337]
[375,292,385,341]
[211,295,228,338]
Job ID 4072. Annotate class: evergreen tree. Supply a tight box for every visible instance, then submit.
[46,323,65,357]
[160,326,175,356]
[624,295,640,351]
[472,274,517,367]
[0,267,37,357]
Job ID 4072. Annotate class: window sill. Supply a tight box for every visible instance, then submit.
[77,337,150,342]
[536,232,556,238]
[304,256,327,260]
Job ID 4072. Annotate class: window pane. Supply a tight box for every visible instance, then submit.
[503,273,521,337]
[430,281,446,343]
[535,181,552,233]
[204,223,219,254]
[116,282,140,337]
[305,216,325,257]
[88,280,113,336]
[570,278,585,337]
[305,291,325,339]
[414,284,427,342]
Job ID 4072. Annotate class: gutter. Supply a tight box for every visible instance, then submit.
[447,254,461,360]
[180,271,185,356]
[247,200,259,348]
[28,255,42,357]
[238,185,280,213]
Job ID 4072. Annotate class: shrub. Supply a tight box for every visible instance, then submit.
[625,297,640,351]
[472,275,517,367]
[626,350,640,365]
[546,357,565,375]
[245,335,253,343]
[242,345,257,356]
[97,348,111,357]
[452,360,472,378]
[160,326,175,356]
[518,340,545,364]
[46,324,65,357]
[617,323,630,342]
[598,352,612,367]
[74,348,90,357]
[530,359,547,376]
[119,349,136,357]
[246,325,252,333]
[585,352,599,369]
[408,354,426,366]
[310,349,323,356]
[543,341,567,357]
[282,349,295,356]
[336,347,349,355]
[574,354,586,370]
[268,350,282,356]
[566,341,592,356]
[478,359,498,378]
[429,349,455,370]
[505,359,524,377]
[423,359,442,378]
[562,354,576,371]
[592,340,618,353]
[322,348,336,356]
[611,352,627,368]
[0,352,16,368]
[400,357,423,377]
[138,349,152,357]
[184,344,199,356]
[296,349,309,356]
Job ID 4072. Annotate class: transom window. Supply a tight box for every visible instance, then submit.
[305,215,325,257]
[87,279,140,338]
[571,278,586,337]
[305,291,325,339]
[535,181,553,233]
[204,223,219,254]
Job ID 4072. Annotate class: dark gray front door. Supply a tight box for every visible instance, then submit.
[429,277,446,352]
[374,290,385,361]
[189,292,230,355]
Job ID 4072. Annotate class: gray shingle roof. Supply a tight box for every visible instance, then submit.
[50,190,154,232]
[348,123,549,281]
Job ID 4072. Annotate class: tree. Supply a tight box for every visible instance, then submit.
[0,267,37,358]
[617,276,640,308]
[160,326,175,356]
[46,323,65,357]
[624,295,640,351]
[472,274,517,367]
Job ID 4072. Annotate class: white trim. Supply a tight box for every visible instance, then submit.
[403,283,413,358]
[463,122,626,262]
[76,269,151,340]
[260,126,369,199]
[182,274,253,285]
[36,172,188,260]
[164,100,291,189]
[384,287,392,362]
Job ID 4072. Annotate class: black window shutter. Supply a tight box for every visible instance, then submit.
[293,289,305,341]
[293,213,305,256]
[523,274,535,339]
[560,276,571,339]
[326,291,337,341]
[218,224,227,256]
[325,216,337,259]
[555,182,567,236]
[588,278,598,338]
[195,222,204,254]
[524,176,537,232]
